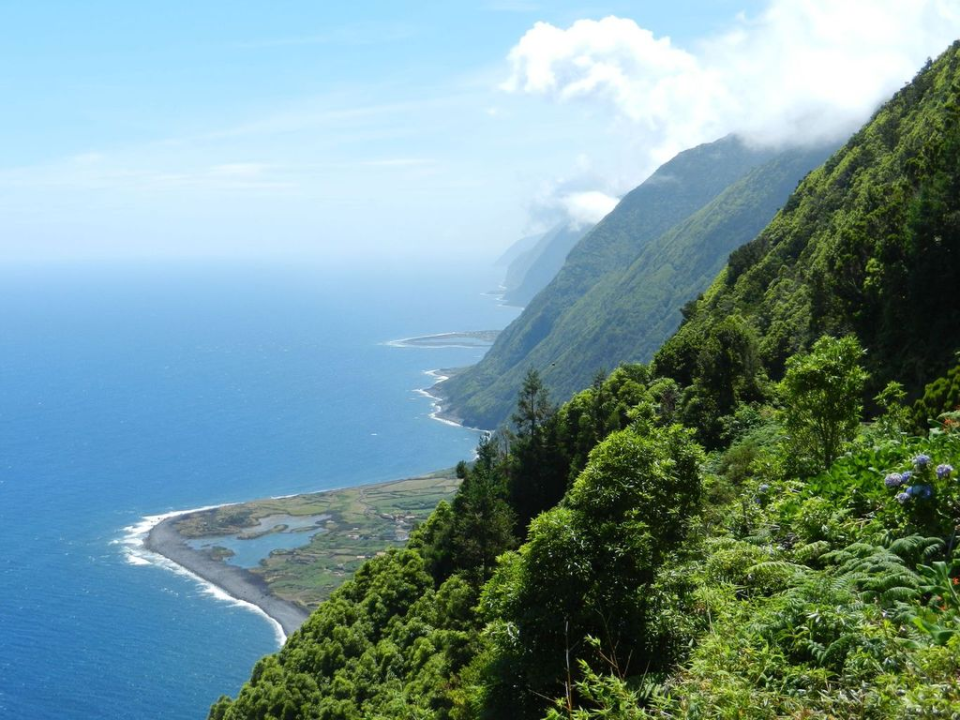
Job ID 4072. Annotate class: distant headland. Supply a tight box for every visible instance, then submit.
[385,330,500,349]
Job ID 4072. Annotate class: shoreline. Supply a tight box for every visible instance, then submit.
[384,330,499,350]
[419,368,487,432]
[121,367,483,645]
[142,511,310,641]
[126,471,463,644]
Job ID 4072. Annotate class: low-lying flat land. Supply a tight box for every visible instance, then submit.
[388,330,499,348]
[167,471,460,612]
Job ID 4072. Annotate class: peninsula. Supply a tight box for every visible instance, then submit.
[144,472,461,637]
[386,330,499,348]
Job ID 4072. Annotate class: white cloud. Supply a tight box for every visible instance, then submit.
[560,191,619,229]
[525,159,620,231]
[503,1,960,177]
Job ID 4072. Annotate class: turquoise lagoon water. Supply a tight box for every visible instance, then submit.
[0,260,518,719]
[186,514,331,569]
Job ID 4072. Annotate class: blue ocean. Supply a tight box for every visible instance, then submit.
[0,260,518,719]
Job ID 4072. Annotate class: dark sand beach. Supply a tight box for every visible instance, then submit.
[145,515,310,638]
[141,473,461,639]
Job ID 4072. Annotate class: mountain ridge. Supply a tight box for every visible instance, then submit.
[499,221,590,307]
[210,42,960,720]
[655,43,960,416]
[441,136,832,427]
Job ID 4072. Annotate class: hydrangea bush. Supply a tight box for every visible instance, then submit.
[883,450,957,533]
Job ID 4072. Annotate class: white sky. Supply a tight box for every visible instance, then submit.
[1,1,958,266]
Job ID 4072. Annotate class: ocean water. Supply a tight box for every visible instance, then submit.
[0,260,518,719]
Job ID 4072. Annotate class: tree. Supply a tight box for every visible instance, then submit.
[478,422,704,719]
[695,315,764,414]
[912,358,960,430]
[508,369,562,530]
[412,437,516,584]
[552,364,652,483]
[680,315,766,448]
[450,436,517,581]
[780,335,868,470]
[512,368,554,437]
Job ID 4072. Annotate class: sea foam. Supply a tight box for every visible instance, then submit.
[115,506,287,646]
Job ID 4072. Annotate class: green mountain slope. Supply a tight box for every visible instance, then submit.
[656,43,960,407]
[521,144,837,405]
[210,46,960,720]
[442,138,830,428]
[500,221,590,307]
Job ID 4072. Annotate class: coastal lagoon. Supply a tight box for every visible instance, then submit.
[0,260,518,719]
[184,513,332,569]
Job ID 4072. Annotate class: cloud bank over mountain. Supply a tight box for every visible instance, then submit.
[5,1,959,262]
[503,0,960,207]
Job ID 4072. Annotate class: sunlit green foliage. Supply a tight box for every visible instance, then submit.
[677,314,769,448]
[779,335,868,470]
[656,41,960,430]
[413,438,516,584]
[212,44,960,720]
[214,365,960,720]
[475,421,703,719]
[873,380,912,438]
[443,139,831,428]
[211,361,655,720]
[913,359,960,430]
[552,364,653,481]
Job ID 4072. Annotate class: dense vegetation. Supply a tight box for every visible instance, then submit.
[210,366,651,720]
[443,137,835,429]
[512,143,837,418]
[211,44,960,720]
[442,135,787,428]
[212,347,960,719]
[656,44,960,436]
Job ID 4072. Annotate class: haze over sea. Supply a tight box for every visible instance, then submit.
[0,260,518,720]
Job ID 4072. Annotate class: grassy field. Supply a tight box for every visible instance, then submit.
[173,471,460,609]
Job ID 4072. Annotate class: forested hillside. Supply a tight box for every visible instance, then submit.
[504,143,836,414]
[656,46,960,432]
[441,137,828,429]
[211,42,960,720]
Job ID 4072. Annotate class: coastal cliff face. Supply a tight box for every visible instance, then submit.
[440,136,832,429]
[655,42,960,409]
[499,221,591,307]
[211,43,960,720]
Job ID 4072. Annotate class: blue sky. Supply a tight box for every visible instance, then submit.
[2,1,958,264]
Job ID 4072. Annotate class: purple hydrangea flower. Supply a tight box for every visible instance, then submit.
[884,473,904,488]
[937,464,954,480]
[896,492,911,504]
[913,454,932,469]
[901,470,913,483]
[758,483,770,493]
[906,484,932,499]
